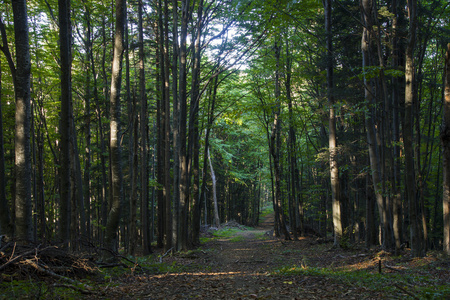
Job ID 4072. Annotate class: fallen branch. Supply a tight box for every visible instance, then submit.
[98,263,128,269]
[160,247,173,263]
[393,283,420,300]
[383,263,406,273]
[23,259,94,294]
[0,246,39,272]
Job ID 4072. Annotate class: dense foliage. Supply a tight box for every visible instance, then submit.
[0,0,449,257]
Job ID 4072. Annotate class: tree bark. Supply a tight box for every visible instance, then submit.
[105,0,126,251]
[361,0,387,248]
[272,40,290,240]
[189,0,204,246]
[162,0,172,252]
[404,0,424,257]
[324,0,342,246]
[0,60,13,238]
[12,0,33,242]
[138,0,151,255]
[178,0,190,251]
[171,0,180,251]
[208,145,220,228]
[442,43,450,255]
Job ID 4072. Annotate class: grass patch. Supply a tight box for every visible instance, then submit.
[271,265,450,299]
[260,205,274,218]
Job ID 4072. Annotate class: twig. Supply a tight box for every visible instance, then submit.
[383,263,406,273]
[0,247,38,272]
[393,283,420,300]
[9,242,16,261]
[160,247,173,263]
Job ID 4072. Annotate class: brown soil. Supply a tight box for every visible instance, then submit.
[101,214,450,299]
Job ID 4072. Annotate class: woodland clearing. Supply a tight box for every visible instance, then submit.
[1,212,449,299]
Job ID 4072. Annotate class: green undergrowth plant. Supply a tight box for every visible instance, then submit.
[260,205,274,218]
[271,265,450,299]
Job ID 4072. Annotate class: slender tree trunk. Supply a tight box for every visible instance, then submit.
[272,40,290,240]
[285,37,298,240]
[404,0,424,257]
[83,7,92,244]
[442,43,450,255]
[156,1,164,248]
[324,0,342,247]
[129,94,139,255]
[12,0,32,242]
[171,0,180,250]
[391,0,403,255]
[361,0,387,248]
[162,0,172,252]
[189,0,203,246]
[178,0,190,250]
[59,0,74,247]
[208,146,220,228]
[0,60,13,238]
[138,0,151,255]
[105,0,126,251]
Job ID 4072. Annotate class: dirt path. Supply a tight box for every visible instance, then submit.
[100,213,449,299]
[104,214,359,299]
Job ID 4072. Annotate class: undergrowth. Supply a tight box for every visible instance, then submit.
[271,265,450,299]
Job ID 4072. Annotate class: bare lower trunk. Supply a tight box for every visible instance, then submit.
[442,43,450,255]
[13,0,33,242]
[105,0,126,252]
[208,146,220,228]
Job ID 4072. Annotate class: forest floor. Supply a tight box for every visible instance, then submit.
[100,213,450,300]
[1,212,450,299]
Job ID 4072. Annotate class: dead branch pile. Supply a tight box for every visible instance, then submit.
[221,220,248,230]
[0,242,97,285]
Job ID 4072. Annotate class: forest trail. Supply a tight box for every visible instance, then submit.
[104,214,359,299]
[102,213,450,299]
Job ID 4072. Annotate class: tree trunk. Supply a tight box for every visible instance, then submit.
[162,0,172,252]
[138,0,151,255]
[13,0,33,242]
[285,37,298,240]
[189,0,204,246]
[391,0,403,255]
[83,6,92,245]
[442,43,450,255]
[171,0,180,251]
[105,0,126,251]
[272,40,290,240]
[324,0,342,247]
[361,0,387,248]
[178,0,190,251]
[156,0,164,249]
[208,146,220,228]
[404,0,424,257]
[129,94,139,256]
[0,60,13,238]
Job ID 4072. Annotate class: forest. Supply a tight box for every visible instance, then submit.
[1,0,450,295]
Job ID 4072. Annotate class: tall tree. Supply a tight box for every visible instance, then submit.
[0,60,13,238]
[324,0,342,246]
[178,0,190,250]
[404,0,424,257]
[138,0,151,256]
[442,43,450,255]
[361,0,388,249]
[12,0,32,242]
[189,0,204,246]
[105,0,126,251]
[59,0,71,247]
[271,39,290,240]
